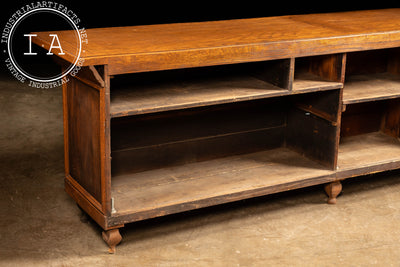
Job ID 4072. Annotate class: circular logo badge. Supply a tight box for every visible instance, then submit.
[2,3,87,88]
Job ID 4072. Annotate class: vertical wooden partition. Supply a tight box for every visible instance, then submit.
[253,58,294,90]
[286,90,342,170]
[63,65,114,228]
[285,54,345,169]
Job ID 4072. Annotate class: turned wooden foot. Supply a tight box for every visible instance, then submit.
[324,181,342,204]
[102,229,122,253]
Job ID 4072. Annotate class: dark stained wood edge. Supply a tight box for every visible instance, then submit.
[65,174,102,212]
[334,86,343,170]
[288,57,295,90]
[62,66,70,177]
[101,65,112,216]
[339,53,347,83]
[336,160,400,180]
[65,177,123,230]
[65,177,106,228]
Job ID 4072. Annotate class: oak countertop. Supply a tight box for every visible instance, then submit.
[32,8,400,74]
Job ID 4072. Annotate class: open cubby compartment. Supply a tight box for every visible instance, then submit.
[338,99,400,172]
[110,89,341,217]
[343,47,400,104]
[109,59,293,118]
[293,53,345,91]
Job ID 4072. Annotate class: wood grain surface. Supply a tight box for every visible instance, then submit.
[32,9,400,74]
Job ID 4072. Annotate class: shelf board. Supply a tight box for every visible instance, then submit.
[343,73,400,104]
[110,73,342,118]
[111,148,334,221]
[338,132,400,173]
[293,72,343,91]
[110,74,284,117]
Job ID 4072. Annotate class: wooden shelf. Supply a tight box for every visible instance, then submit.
[343,73,400,104]
[110,74,283,117]
[110,72,342,118]
[111,147,334,220]
[338,132,400,172]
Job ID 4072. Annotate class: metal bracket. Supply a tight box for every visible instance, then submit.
[111,197,117,214]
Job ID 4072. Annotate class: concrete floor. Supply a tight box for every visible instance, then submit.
[1,73,400,266]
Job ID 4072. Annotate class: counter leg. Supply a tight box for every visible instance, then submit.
[324,181,342,204]
[102,228,122,253]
